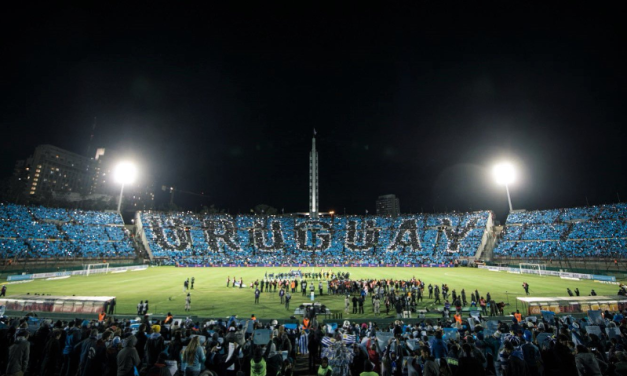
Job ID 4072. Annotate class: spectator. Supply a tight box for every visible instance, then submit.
[181,336,205,376]
[117,335,141,376]
[40,329,62,376]
[6,329,29,376]
[145,325,165,367]
[575,345,603,376]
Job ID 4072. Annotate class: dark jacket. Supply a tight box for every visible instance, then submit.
[575,352,603,376]
[40,336,61,375]
[145,333,165,366]
[135,331,147,361]
[146,363,173,376]
[458,354,486,376]
[554,342,578,376]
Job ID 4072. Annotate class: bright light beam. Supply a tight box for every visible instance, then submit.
[115,162,137,213]
[493,162,516,212]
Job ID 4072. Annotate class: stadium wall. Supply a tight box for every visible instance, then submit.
[0,258,136,273]
[478,264,617,282]
[6,264,148,282]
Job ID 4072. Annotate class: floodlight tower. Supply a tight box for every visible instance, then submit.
[114,162,137,213]
[493,162,516,212]
[309,131,319,218]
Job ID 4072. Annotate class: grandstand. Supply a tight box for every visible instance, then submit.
[2,202,627,270]
[493,203,627,264]
[0,203,136,266]
[137,210,493,266]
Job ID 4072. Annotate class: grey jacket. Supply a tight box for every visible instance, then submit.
[422,359,440,376]
[576,352,603,376]
[6,337,30,375]
[117,335,141,376]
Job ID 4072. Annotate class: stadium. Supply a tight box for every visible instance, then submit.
[2,198,626,315]
[3,5,627,376]
[2,195,627,374]
[2,140,627,376]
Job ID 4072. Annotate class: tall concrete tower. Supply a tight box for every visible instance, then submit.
[309,132,319,217]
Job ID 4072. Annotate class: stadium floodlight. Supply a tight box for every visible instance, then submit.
[114,162,137,213]
[493,162,515,212]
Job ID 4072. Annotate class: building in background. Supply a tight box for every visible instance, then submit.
[21,145,95,197]
[13,144,154,210]
[376,194,401,216]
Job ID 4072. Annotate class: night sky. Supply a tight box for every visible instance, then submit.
[2,4,626,220]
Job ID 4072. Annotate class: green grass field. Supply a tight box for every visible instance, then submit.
[2,266,622,320]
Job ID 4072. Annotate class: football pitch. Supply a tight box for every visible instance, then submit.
[3,266,622,319]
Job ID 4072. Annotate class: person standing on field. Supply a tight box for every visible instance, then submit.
[108,298,116,314]
[185,293,191,311]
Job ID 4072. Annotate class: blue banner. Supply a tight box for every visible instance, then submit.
[6,274,34,282]
[592,275,616,282]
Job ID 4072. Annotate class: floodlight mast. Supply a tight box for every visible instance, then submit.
[504,183,513,213]
[493,163,515,212]
[114,162,137,213]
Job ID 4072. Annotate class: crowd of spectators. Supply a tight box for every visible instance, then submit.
[494,204,627,259]
[0,203,134,260]
[140,211,492,266]
[3,305,627,376]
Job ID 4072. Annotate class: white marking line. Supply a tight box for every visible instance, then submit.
[46,276,71,281]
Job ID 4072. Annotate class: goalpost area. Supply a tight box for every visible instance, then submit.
[85,263,110,276]
[519,263,547,275]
